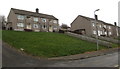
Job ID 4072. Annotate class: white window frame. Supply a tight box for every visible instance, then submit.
[33,17,38,22]
[98,30,101,36]
[53,20,57,23]
[41,18,47,22]
[105,32,107,35]
[17,23,24,27]
[17,15,25,20]
[93,30,96,34]
[109,32,112,35]
[92,23,95,27]
[109,26,111,29]
[104,25,106,28]
[99,24,102,28]
[33,24,39,28]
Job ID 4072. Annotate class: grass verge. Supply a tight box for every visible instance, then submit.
[2,30,116,58]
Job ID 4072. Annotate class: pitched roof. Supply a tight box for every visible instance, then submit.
[11,8,58,20]
[71,15,115,27]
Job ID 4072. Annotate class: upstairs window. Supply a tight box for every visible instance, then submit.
[53,20,57,23]
[99,24,102,28]
[109,32,112,35]
[41,18,46,22]
[17,15,25,20]
[33,17,38,22]
[104,25,106,28]
[108,26,111,29]
[92,23,95,27]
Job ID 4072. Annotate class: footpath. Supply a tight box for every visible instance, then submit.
[48,47,119,60]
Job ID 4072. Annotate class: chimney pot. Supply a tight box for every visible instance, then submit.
[114,22,117,26]
[36,8,39,13]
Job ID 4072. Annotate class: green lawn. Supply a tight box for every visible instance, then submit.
[3,30,114,58]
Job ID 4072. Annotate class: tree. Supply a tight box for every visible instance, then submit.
[0,15,6,30]
[61,23,69,29]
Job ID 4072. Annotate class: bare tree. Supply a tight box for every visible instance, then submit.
[61,23,69,29]
[0,15,6,30]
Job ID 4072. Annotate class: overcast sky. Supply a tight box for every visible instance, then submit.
[0,0,119,26]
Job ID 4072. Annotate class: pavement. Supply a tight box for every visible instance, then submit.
[2,41,120,67]
[48,47,119,61]
[47,52,119,67]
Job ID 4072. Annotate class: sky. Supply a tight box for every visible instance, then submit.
[0,0,119,26]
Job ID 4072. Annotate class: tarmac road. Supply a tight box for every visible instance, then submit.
[2,42,119,67]
[47,52,119,67]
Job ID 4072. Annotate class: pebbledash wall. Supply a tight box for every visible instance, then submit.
[7,8,59,32]
[71,15,119,38]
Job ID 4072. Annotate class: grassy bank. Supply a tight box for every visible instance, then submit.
[3,30,112,58]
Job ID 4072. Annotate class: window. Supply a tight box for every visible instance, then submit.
[105,32,107,35]
[104,25,106,28]
[100,31,102,35]
[33,24,39,28]
[34,17,38,22]
[53,20,57,23]
[17,15,25,20]
[109,32,112,35]
[108,26,111,29]
[93,30,96,34]
[98,30,101,36]
[92,23,95,26]
[99,24,102,28]
[41,18,46,22]
[53,25,57,30]
[17,23,24,27]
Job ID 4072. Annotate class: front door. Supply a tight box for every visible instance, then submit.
[26,24,31,29]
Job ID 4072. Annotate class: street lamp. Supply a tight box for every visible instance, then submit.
[94,9,100,51]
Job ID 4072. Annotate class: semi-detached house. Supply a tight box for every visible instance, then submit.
[7,8,59,32]
[71,15,119,38]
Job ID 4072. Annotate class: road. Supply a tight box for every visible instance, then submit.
[2,42,119,67]
[47,52,119,67]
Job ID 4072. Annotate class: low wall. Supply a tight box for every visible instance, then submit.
[65,32,112,48]
[98,36,118,44]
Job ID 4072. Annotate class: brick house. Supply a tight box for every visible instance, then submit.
[71,15,119,38]
[7,8,59,32]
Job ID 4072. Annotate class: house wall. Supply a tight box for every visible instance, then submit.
[71,16,92,36]
[7,9,17,30]
[7,9,59,32]
[71,15,118,38]
[111,25,118,38]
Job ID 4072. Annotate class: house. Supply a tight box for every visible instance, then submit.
[7,8,59,32]
[71,15,119,38]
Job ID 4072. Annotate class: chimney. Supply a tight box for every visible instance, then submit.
[36,8,39,13]
[95,14,98,20]
[114,22,117,26]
